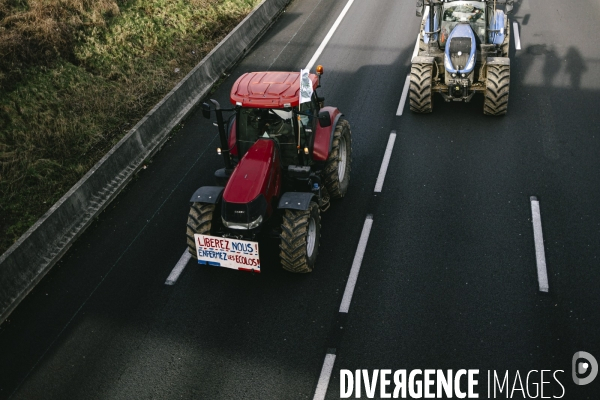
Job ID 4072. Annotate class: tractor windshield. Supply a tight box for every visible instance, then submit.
[237,108,298,165]
[440,1,486,45]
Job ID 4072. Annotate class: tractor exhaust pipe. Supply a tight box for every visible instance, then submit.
[202,100,233,172]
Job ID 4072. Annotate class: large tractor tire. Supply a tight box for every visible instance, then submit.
[186,203,215,258]
[501,19,510,57]
[484,63,510,116]
[324,118,352,199]
[409,63,434,113]
[280,202,321,273]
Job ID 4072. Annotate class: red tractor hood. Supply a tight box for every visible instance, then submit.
[222,139,276,204]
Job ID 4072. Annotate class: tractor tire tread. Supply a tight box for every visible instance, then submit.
[324,118,352,200]
[186,203,215,257]
[484,63,510,116]
[501,19,510,57]
[409,63,433,113]
[280,204,320,273]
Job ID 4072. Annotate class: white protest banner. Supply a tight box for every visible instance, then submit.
[194,234,260,272]
[299,69,313,104]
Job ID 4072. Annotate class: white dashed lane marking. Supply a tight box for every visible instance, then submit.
[396,75,411,116]
[374,132,397,193]
[313,352,337,400]
[513,21,522,50]
[530,197,549,292]
[339,215,374,313]
[165,249,192,285]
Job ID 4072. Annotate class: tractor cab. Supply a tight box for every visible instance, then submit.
[236,107,298,167]
[228,71,323,168]
[440,1,487,46]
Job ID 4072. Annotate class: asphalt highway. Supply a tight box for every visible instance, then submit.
[1,0,599,399]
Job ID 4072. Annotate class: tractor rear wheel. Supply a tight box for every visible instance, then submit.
[484,63,510,116]
[324,118,352,199]
[280,202,321,273]
[186,203,215,258]
[501,18,510,57]
[409,63,434,113]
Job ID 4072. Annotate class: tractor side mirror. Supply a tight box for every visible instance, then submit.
[416,1,424,17]
[318,111,331,128]
[201,102,211,119]
[505,0,514,15]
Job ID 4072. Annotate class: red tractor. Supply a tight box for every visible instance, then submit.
[186,66,352,273]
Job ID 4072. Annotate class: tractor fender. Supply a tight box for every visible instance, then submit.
[190,186,224,204]
[278,192,316,211]
[488,10,506,45]
[487,57,510,66]
[412,56,435,65]
[312,107,343,162]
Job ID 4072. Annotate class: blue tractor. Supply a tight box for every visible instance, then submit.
[411,0,514,115]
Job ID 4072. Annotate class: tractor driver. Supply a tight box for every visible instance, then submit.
[262,109,297,166]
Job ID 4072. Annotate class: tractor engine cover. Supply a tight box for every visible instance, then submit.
[449,37,472,70]
[221,139,280,230]
[444,24,477,74]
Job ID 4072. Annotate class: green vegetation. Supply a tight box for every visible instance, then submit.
[0,0,260,254]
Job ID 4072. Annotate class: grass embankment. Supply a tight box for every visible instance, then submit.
[0,0,261,254]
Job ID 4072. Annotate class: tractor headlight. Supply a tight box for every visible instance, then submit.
[222,214,263,230]
[221,194,267,230]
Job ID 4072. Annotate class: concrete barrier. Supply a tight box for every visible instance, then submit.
[0,0,292,324]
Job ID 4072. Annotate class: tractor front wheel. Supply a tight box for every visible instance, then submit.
[186,203,215,258]
[409,63,434,113]
[324,118,352,199]
[280,202,321,273]
[484,63,510,116]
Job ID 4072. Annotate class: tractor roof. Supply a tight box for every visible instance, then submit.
[230,71,319,108]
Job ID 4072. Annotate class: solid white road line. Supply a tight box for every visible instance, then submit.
[305,0,355,70]
[165,249,192,285]
[412,33,421,61]
[530,197,549,292]
[513,22,522,50]
[374,132,397,193]
[411,6,429,62]
[396,75,411,116]
[313,353,337,400]
[339,215,374,313]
